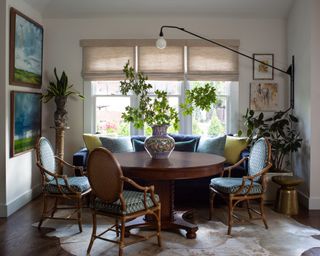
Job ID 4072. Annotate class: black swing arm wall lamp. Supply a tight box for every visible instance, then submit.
[156,25,295,110]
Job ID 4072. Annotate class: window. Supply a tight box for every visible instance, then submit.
[82,39,239,136]
[190,81,230,136]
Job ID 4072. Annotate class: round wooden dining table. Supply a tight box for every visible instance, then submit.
[113,151,225,239]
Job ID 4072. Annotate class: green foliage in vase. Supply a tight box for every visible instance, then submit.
[41,68,84,103]
[120,61,218,131]
[120,62,179,130]
[239,108,302,171]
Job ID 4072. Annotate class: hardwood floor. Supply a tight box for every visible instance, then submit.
[0,196,319,256]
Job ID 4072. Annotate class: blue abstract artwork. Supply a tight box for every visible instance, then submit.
[11,91,42,157]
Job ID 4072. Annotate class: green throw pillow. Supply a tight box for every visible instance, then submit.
[83,133,102,152]
[99,136,133,153]
[196,135,227,156]
[174,139,197,152]
[132,139,146,152]
[224,136,248,164]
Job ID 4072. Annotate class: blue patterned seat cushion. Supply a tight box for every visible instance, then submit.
[45,176,90,194]
[92,190,160,216]
[210,177,262,195]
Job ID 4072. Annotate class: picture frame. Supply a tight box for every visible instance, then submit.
[250,82,278,111]
[9,7,43,88]
[253,53,274,80]
[10,91,42,157]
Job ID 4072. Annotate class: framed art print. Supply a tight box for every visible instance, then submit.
[10,91,42,157]
[253,54,274,80]
[9,8,43,87]
[250,82,278,111]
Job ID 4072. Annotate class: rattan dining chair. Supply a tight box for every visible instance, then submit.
[209,137,272,235]
[36,137,91,232]
[86,147,161,256]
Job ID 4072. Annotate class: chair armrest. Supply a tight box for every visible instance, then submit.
[233,162,272,195]
[222,157,249,177]
[55,156,85,176]
[121,176,159,208]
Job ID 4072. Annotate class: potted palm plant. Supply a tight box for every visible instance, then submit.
[41,68,84,128]
[120,61,217,159]
[41,68,84,171]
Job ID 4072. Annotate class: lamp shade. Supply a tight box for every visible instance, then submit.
[156,36,167,49]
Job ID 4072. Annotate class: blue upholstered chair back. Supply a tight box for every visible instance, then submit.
[248,138,269,180]
[38,137,56,179]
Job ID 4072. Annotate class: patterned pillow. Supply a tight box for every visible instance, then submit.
[197,135,227,156]
[99,136,133,153]
[174,139,197,152]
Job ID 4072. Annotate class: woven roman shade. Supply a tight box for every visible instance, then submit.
[80,39,239,81]
[187,40,239,81]
[138,46,184,80]
[81,40,134,80]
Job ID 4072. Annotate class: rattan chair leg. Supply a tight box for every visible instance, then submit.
[119,218,125,256]
[227,198,233,235]
[157,206,162,247]
[260,197,268,229]
[209,189,216,220]
[115,219,120,237]
[245,200,253,219]
[87,212,97,255]
[51,197,58,218]
[77,198,83,232]
[38,195,48,229]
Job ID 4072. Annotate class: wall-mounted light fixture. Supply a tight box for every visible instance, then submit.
[156,25,295,110]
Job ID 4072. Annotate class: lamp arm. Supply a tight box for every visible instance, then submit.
[160,25,289,75]
[159,25,295,109]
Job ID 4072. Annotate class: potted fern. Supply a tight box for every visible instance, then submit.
[120,61,217,159]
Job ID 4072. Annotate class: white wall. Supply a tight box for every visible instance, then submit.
[309,0,320,209]
[0,0,43,217]
[288,0,320,209]
[0,0,7,216]
[44,16,288,162]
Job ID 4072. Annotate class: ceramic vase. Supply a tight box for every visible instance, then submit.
[144,125,175,159]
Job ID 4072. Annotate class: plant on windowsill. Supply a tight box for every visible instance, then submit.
[239,108,302,172]
[120,61,217,159]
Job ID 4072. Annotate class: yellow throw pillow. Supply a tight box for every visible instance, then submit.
[83,134,102,152]
[224,136,249,164]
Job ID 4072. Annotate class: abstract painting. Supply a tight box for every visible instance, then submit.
[253,54,274,80]
[250,82,278,111]
[9,8,43,87]
[10,91,42,157]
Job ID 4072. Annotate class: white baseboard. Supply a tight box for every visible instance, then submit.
[298,191,320,209]
[0,184,41,217]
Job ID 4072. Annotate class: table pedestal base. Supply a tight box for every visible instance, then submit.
[125,210,198,239]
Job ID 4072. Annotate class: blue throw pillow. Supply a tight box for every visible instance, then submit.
[132,139,146,152]
[99,136,133,153]
[197,135,227,156]
[174,139,197,152]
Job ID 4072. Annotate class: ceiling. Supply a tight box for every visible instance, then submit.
[23,0,294,19]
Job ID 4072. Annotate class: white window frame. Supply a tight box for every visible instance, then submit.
[84,80,238,135]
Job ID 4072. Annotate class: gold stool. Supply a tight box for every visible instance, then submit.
[272,175,303,215]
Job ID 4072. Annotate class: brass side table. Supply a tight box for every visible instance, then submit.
[272,175,303,215]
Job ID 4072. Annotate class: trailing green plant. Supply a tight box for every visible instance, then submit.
[120,61,217,130]
[41,68,84,103]
[180,84,217,115]
[239,108,302,172]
